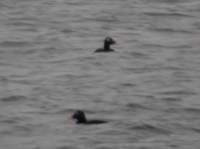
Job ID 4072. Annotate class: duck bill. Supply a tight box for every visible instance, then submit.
[68,116,74,120]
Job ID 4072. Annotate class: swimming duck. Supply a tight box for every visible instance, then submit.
[95,37,118,52]
[69,110,107,124]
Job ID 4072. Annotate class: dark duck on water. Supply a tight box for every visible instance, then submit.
[95,37,118,53]
[68,110,107,124]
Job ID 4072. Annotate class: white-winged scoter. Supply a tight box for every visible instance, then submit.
[95,37,118,53]
[68,110,107,124]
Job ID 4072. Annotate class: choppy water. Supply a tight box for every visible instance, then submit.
[1,0,200,149]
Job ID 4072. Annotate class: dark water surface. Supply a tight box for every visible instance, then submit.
[1,0,200,149]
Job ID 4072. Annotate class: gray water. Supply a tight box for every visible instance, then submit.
[1,0,200,149]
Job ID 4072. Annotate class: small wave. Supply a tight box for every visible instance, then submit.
[1,116,21,124]
[125,52,148,59]
[192,128,200,133]
[139,43,192,49]
[16,28,38,32]
[161,97,182,102]
[0,130,13,135]
[54,108,74,115]
[143,0,188,4]
[144,12,193,18]
[13,21,35,26]
[183,107,200,114]
[14,125,31,132]
[125,67,152,74]
[166,107,200,114]
[130,124,171,134]
[139,43,166,48]
[159,66,183,70]
[56,146,71,149]
[164,108,179,113]
[0,2,14,9]
[120,83,136,87]
[0,95,27,102]
[0,76,9,82]
[0,41,30,47]
[153,28,194,34]
[125,103,150,110]
[42,47,57,52]
[162,0,188,3]
[158,90,197,96]
[61,28,74,34]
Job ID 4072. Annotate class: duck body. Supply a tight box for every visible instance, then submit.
[69,110,107,125]
[95,48,115,53]
[95,37,118,53]
[79,120,106,124]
